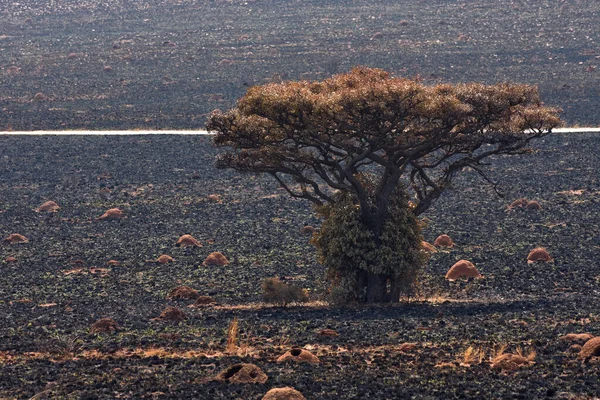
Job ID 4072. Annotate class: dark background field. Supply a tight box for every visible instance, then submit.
[1,0,599,131]
[0,133,599,399]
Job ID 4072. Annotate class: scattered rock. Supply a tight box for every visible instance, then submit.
[106,260,120,266]
[527,247,552,263]
[152,306,186,323]
[579,336,600,359]
[277,348,320,363]
[203,251,229,266]
[445,260,483,281]
[167,285,199,300]
[176,234,202,247]
[206,194,221,202]
[433,234,454,247]
[90,318,119,334]
[96,208,124,220]
[215,363,268,384]
[5,256,17,263]
[262,387,306,400]
[36,200,60,212]
[3,234,28,244]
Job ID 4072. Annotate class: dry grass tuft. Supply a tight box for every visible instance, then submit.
[226,317,239,353]
[458,345,485,367]
[262,278,309,306]
[490,345,535,371]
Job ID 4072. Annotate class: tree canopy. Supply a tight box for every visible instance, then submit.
[207,67,561,219]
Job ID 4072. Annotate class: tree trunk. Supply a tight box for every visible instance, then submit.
[361,271,400,303]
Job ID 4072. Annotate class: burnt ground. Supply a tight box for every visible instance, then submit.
[0,133,599,399]
[1,0,600,130]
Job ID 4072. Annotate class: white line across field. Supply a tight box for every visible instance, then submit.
[0,128,599,135]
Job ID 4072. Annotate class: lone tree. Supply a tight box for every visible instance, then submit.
[207,67,561,303]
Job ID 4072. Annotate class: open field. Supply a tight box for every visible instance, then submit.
[1,0,600,131]
[0,133,599,399]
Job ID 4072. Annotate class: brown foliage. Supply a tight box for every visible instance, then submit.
[261,278,309,306]
[176,234,202,248]
[167,286,199,300]
[434,234,454,247]
[208,67,561,216]
[3,234,28,244]
[579,337,600,359]
[445,260,483,281]
[262,387,306,400]
[90,318,119,334]
[215,363,268,384]
[203,251,229,266]
[527,247,552,263]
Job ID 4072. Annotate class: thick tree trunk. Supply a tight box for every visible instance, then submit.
[359,271,400,303]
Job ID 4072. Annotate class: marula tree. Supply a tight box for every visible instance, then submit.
[207,67,561,303]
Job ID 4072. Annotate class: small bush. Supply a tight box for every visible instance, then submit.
[262,278,309,306]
